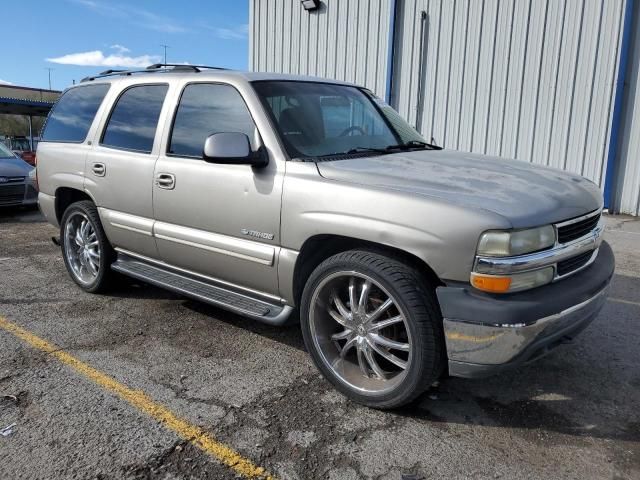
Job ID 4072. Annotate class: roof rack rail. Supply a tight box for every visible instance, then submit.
[98,69,128,75]
[81,63,228,83]
[81,69,145,82]
[146,63,228,72]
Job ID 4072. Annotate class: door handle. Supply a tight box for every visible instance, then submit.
[92,163,106,177]
[155,173,175,190]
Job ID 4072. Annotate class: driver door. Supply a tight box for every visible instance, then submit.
[152,82,283,295]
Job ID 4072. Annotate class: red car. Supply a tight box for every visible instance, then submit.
[2,137,37,166]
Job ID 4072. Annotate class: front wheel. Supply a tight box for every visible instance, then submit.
[300,250,444,409]
[60,200,114,293]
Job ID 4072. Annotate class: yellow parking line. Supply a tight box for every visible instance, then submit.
[0,315,274,480]
[445,331,503,343]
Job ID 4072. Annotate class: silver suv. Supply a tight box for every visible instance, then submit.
[37,64,614,409]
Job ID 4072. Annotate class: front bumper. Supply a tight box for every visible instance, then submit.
[0,181,38,207]
[437,241,615,378]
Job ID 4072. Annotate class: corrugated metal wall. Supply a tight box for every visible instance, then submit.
[249,0,639,215]
[615,3,640,215]
[249,0,392,98]
[391,0,626,190]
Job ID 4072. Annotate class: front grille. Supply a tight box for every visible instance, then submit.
[557,251,593,276]
[0,185,25,204]
[0,176,25,183]
[557,211,601,244]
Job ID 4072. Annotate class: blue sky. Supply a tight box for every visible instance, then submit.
[0,0,249,90]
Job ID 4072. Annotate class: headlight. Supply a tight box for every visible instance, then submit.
[473,225,557,293]
[471,267,555,293]
[28,168,36,179]
[477,225,555,257]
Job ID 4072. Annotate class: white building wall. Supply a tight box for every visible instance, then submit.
[249,0,393,98]
[615,2,640,216]
[391,0,627,191]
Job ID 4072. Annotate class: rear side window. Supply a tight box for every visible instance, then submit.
[41,84,110,143]
[169,83,255,158]
[102,84,168,153]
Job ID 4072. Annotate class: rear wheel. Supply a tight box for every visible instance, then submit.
[300,250,444,409]
[60,200,114,293]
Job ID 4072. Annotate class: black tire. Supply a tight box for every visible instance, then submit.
[300,250,444,409]
[60,200,115,293]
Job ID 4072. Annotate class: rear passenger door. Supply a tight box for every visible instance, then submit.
[152,82,284,296]
[86,82,170,259]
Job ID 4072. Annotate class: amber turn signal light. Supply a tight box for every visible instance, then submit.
[470,273,512,293]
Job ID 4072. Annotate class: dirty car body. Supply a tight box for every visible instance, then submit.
[35,66,614,408]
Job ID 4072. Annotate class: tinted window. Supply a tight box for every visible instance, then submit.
[41,84,110,143]
[169,84,255,157]
[102,84,168,153]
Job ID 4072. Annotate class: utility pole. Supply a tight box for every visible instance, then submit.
[160,44,170,64]
[45,68,54,90]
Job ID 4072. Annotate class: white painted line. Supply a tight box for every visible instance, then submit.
[608,297,640,307]
[606,229,640,236]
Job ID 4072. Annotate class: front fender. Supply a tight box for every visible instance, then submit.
[280,162,511,286]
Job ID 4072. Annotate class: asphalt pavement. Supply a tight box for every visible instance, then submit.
[0,207,638,479]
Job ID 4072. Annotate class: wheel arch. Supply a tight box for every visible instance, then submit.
[290,234,444,307]
[54,187,95,224]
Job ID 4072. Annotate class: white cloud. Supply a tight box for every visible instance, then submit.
[0,79,13,85]
[215,24,249,40]
[69,0,185,33]
[110,44,130,54]
[46,50,161,68]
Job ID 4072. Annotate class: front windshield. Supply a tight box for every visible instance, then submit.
[0,142,16,159]
[253,81,429,159]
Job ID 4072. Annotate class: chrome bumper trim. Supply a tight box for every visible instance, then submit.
[554,208,601,228]
[443,286,609,367]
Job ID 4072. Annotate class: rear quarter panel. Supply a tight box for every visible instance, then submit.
[36,80,120,225]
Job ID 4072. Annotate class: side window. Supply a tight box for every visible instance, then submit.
[101,84,168,153]
[169,84,255,158]
[41,84,110,143]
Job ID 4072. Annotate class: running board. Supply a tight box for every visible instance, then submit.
[111,256,293,326]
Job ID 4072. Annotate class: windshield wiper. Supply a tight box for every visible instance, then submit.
[316,146,388,158]
[347,146,388,154]
[312,141,438,160]
[384,140,437,151]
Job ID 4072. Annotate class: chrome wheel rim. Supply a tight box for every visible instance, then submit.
[64,212,100,285]
[309,271,413,394]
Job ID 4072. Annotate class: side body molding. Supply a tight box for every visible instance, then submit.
[153,221,275,266]
[98,207,275,267]
[99,208,154,237]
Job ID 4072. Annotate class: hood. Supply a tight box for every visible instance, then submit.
[316,150,603,228]
[0,156,33,178]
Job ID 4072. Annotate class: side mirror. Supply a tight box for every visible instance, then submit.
[202,132,267,167]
